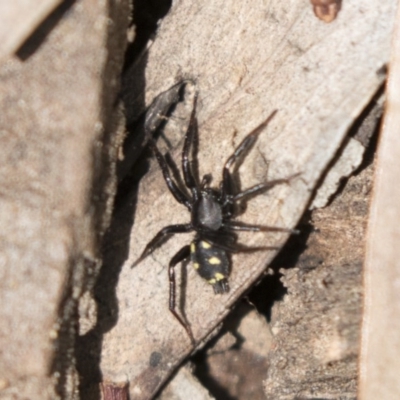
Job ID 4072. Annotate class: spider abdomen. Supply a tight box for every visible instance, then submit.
[190,238,230,294]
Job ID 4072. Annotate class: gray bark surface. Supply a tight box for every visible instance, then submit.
[0,1,129,398]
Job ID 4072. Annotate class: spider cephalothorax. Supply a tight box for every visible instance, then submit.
[132,93,297,343]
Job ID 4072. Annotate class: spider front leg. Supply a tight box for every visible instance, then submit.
[223,220,299,234]
[233,173,300,202]
[168,245,195,344]
[182,93,200,201]
[222,173,300,232]
[220,110,278,205]
[150,140,192,210]
[131,223,193,268]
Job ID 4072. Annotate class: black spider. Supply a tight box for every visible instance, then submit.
[132,93,297,344]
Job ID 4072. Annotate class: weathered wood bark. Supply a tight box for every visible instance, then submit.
[265,160,372,399]
[360,4,400,399]
[0,1,129,398]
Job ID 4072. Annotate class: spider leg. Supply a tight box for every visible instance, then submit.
[206,240,279,253]
[233,173,300,202]
[220,110,278,203]
[201,231,279,253]
[168,245,195,344]
[223,221,299,234]
[182,93,200,201]
[150,140,192,210]
[131,223,193,268]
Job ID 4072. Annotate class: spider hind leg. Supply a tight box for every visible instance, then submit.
[169,245,195,344]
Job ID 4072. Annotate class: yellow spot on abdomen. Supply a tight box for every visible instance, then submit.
[190,243,196,253]
[193,262,200,270]
[215,273,225,281]
[208,257,221,265]
[208,278,216,284]
[200,241,211,249]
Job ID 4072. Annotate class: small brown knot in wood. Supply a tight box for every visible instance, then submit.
[310,0,342,23]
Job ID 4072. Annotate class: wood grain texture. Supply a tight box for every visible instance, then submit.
[0,0,130,398]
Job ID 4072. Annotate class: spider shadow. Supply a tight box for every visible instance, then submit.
[75,1,174,397]
[75,90,149,400]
